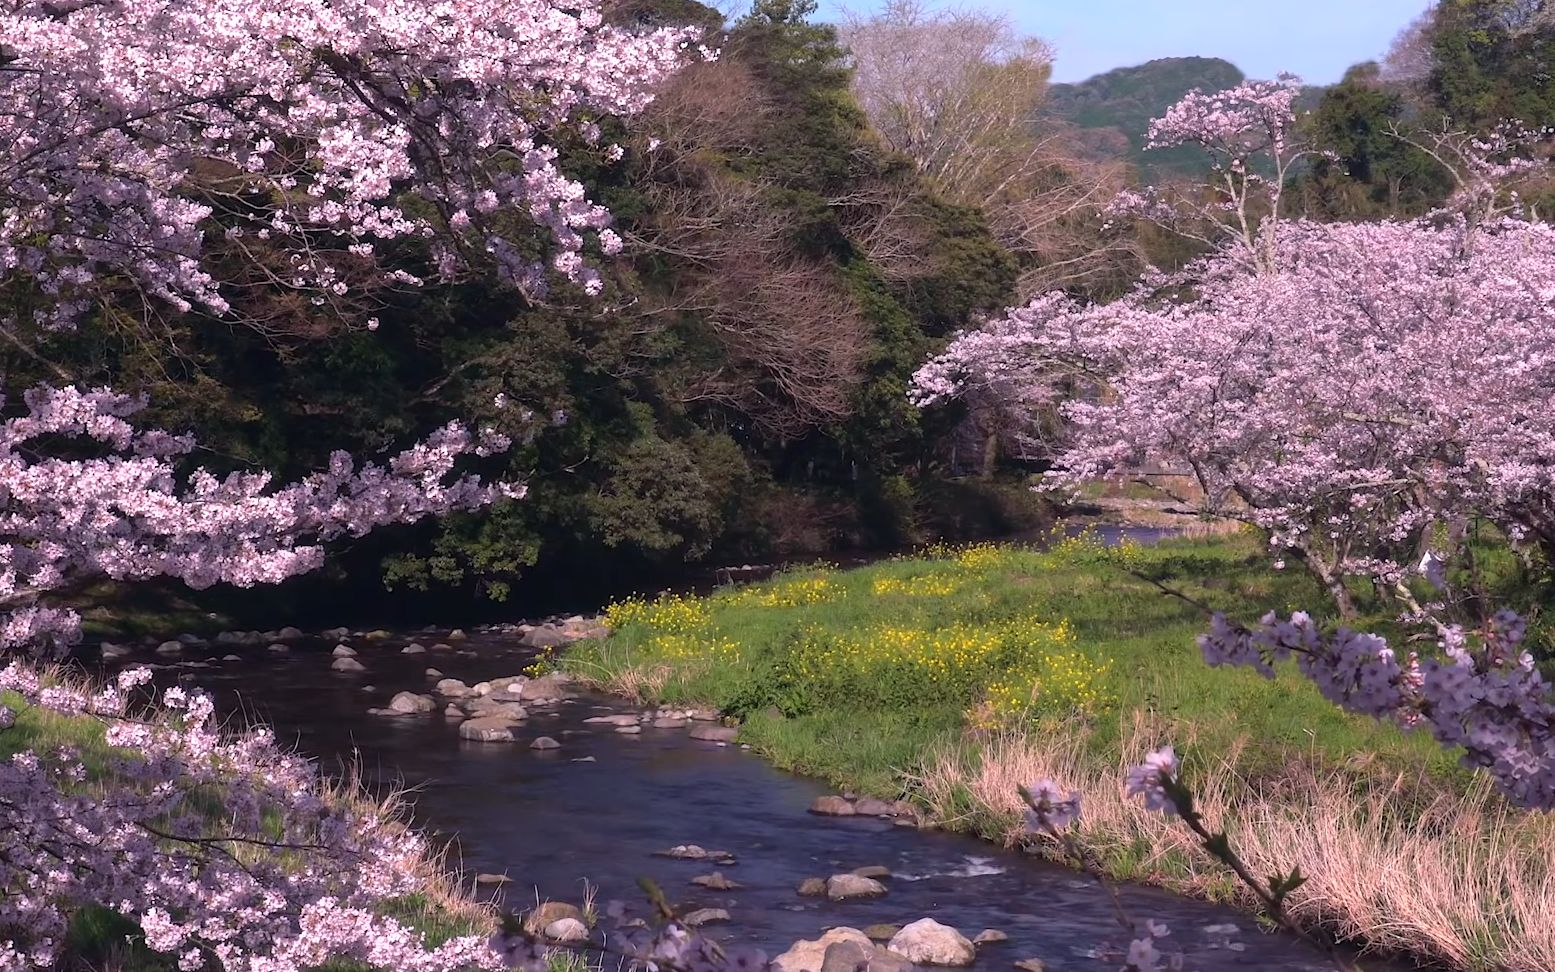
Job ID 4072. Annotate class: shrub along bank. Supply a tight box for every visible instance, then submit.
[564,531,1555,971]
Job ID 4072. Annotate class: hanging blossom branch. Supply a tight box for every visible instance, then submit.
[0,663,510,972]
[0,0,703,330]
[0,384,520,657]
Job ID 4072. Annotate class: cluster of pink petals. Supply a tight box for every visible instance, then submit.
[1,0,698,323]
[0,384,519,656]
[0,664,506,971]
[1199,609,1555,808]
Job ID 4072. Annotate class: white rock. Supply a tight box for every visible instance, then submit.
[887,919,974,967]
[543,918,588,943]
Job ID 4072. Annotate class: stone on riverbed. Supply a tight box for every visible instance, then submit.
[796,877,827,896]
[809,795,855,816]
[458,717,516,742]
[100,642,133,661]
[584,714,640,727]
[852,798,898,817]
[402,643,427,655]
[267,643,289,654]
[543,918,588,944]
[475,873,511,886]
[331,657,366,673]
[652,717,688,729]
[852,865,891,879]
[688,725,737,743]
[155,641,183,656]
[426,668,443,677]
[388,691,436,715]
[682,908,730,928]
[656,844,735,863]
[447,628,468,640]
[826,874,886,901]
[887,919,975,967]
[691,871,743,890]
[277,626,304,640]
[1012,961,1046,972]
[972,929,1007,945]
[332,644,356,658]
[774,928,911,972]
[443,705,463,718]
[615,725,642,735]
[435,678,471,698]
[520,674,570,702]
[523,902,584,935]
[530,736,561,750]
[862,925,900,942]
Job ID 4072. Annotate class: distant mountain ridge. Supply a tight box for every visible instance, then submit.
[1046,56,1247,179]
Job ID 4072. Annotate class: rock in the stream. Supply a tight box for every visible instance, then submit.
[682,908,730,928]
[543,918,588,944]
[435,678,471,698]
[475,873,512,886]
[691,872,743,890]
[862,925,900,942]
[774,926,895,970]
[530,736,561,750]
[402,643,427,655]
[826,874,887,901]
[616,725,642,735]
[688,725,737,743]
[332,644,356,658]
[520,674,569,701]
[443,705,463,718]
[364,629,391,640]
[584,714,639,726]
[1012,961,1046,972]
[431,643,454,652]
[852,865,891,879]
[652,717,688,729]
[887,919,975,967]
[447,628,468,640]
[458,717,515,742]
[853,798,898,817]
[100,642,133,661]
[222,654,242,662]
[388,691,436,714]
[522,625,572,649]
[972,930,1007,945]
[155,641,183,656]
[796,877,827,896]
[321,626,351,640]
[655,844,735,863]
[267,643,290,654]
[426,668,443,678]
[523,902,585,935]
[331,657,366,673]
[277,626,304,640]
[809,795,855,816]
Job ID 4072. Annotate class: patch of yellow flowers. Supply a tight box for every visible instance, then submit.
[603,593,738,661]
[870,574,964,598]
[721,573,843,609]
[973,648,1116,730]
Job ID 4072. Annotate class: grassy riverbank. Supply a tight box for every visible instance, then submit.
[564,530,1555,971]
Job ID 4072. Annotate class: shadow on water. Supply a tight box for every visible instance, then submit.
[99,525,1405,972]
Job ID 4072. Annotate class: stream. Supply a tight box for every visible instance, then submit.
[94,619,1397,972]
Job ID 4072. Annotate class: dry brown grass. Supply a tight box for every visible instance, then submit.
[913,716,1555,972]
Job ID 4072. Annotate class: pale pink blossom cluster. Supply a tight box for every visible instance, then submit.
[1,0,698,323]
[1199,609,1555,808]
[0,663,506,971]
[0,384,519,656]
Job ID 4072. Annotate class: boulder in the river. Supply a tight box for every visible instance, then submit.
[682,908,730,928]
[543,918,588,944]
[826,874,886,901]
[331,657,366,673]
[522,625,572,649]
[861,925,900,942]
[615,725,642,735]
[402,643,427,655]
[691,872,743,890]
[222,655,241,662]
[688,725,737,743]
[520,674,569,702]
[431,643,454,652]
[773,928,874,972]
[809,795,855,816]
[796,878,827,897]
[819,941,874,972]
[530,736,561,750]
[332,644,356,658]
[458,717,515,742]
[277,626,304,640]
[474,873,512,886]
[177,633,207,646]
[447,628,468,640]
[652,717,688,729]
[267,644,289,654]
[887,919,975,967]
[388,691,436,715]
[853,798,897,817]
[584,714,640,727]
[426,668,443,678]
[100,642,133,661]
[321,627,351,640]
[972,929,1007,945]
[443,705,463,718]
[1012,961,1046,972]
[434,678,471,698]
[523,902,585,935]
[851,865,891,879]
[155,641,183,656]
[655,844,735,863]
[363,629,391,641]
[687,708,721,722]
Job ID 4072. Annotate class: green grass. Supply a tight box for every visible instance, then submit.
[565,530,1461,799]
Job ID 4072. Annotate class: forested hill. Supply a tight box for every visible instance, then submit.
[1047,57,1246,178]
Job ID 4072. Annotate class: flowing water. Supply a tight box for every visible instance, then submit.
[102,623,1396,972]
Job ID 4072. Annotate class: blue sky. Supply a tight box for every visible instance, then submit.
[812,0,1438,84]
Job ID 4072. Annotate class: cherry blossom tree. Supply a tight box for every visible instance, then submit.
[1,0,698,329]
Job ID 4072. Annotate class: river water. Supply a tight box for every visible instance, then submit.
[98,618,1393,972]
